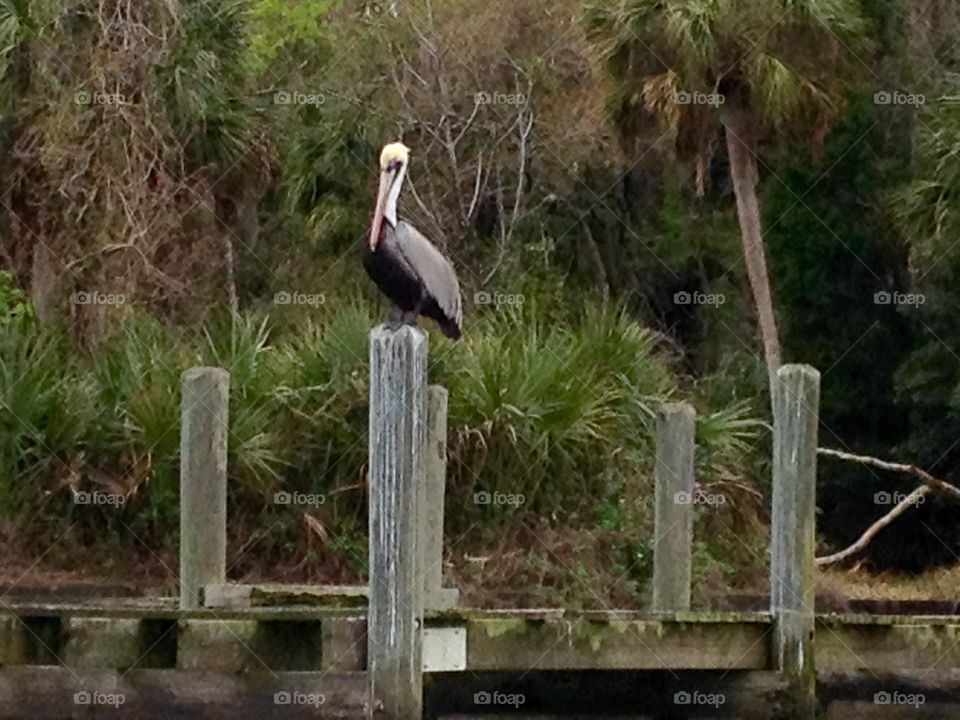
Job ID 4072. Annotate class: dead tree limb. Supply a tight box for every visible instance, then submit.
[817,447,960,501]
[814,447,960,566]
[816,486,930,567]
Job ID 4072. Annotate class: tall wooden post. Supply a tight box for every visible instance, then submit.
[771,364,820,719]
[420,385,460,610]
[368,325,427,720]
[179,367,230,610]
[652,402,696,612]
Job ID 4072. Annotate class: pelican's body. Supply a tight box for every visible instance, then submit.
[364,220,462,339]
[363,142,462,339]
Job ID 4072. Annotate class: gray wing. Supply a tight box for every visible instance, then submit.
[394,221,462,326]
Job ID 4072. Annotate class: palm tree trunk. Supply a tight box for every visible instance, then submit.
[30,242,62,325]
[724,110,782,397]
[223,236,238,316]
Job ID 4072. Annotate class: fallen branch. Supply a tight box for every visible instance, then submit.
[816,486,930,566]
[817,447,960,501]
[814,447,960,566]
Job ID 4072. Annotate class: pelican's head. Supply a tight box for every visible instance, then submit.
[380,142,410,171]
[370,141,411,251]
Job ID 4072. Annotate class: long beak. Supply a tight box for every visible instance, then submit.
[369,169,394,251]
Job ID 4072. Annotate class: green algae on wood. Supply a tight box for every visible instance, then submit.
[205,583,367,609]
[62,617,142,670]
[816,620,960,671]
[177,619,259,672]
[479,619,527,639]
[467,617,770,671]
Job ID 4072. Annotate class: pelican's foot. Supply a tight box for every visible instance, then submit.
[386,306,420,330]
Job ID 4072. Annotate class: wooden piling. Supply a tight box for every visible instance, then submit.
[771,364,820,719]
[421,385,459,610]
[179,367,230,610]
[652,402,696,612]
[367,325,427,720]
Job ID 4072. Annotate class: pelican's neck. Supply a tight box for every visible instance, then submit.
[384,163,407,228]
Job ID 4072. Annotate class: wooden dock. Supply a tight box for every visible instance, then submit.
[0,600,957,717]
[0,327,957,718]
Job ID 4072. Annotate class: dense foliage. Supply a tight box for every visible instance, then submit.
[0,0,959,602]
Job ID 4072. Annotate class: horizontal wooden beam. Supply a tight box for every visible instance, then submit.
[204,584,367,609]
[819,669,960,717]
[431,669,960,718]
[425,608,774,623]
[1,665,959,719]
[1,608,960,675]
[464,618,771,671]
[816,618,960,671]
[428,670,790,719]
[0,601,361,621]
[0,667,368,719]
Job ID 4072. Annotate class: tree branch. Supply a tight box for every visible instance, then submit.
[816,486,930,567]
[814,447,960,566]
[817,447,960,502]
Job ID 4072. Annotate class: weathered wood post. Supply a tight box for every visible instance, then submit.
[179,367,230,610]
[652,402,696,611]
[368,325,427,720]
[771,364,820,719]
[420,385,460,610]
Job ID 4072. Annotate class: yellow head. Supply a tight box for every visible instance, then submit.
[379,142,410,170]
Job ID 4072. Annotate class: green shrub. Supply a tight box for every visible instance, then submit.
[440,305,673,536]
[0,270,33,325]
[0,299,765,589]
[83,315,189,537]
[0,318,82,513]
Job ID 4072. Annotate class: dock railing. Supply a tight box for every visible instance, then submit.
[177,325,944,720]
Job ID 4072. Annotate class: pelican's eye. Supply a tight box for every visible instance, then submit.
[388,159,403,173]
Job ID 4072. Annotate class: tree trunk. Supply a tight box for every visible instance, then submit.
[724,109,782,398]
[581,222,610,302]
[223,236,238,316]
[30,242,62,325]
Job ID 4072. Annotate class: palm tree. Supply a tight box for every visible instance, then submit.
[895,92,960,255]
[0,0,30,106]
[587,0,871,396]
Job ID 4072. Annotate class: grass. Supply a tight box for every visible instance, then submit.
[818,564,960,602]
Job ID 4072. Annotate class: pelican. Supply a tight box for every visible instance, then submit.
[363,142,463,340]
